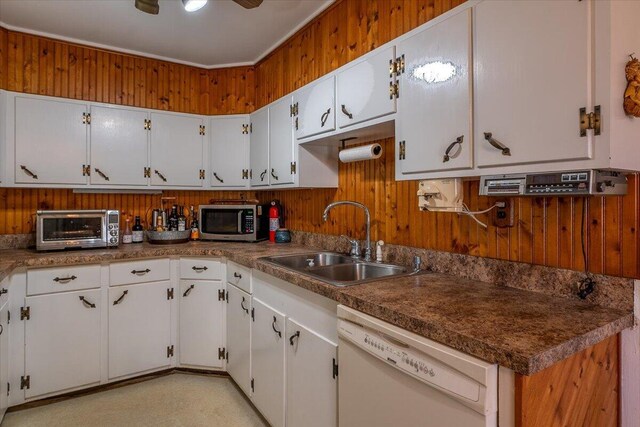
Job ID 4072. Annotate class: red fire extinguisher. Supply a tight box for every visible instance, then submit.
[269,200,281,242]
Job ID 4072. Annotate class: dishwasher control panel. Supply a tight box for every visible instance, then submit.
[338,319,481,403]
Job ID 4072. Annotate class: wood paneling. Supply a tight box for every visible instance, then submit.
[2,30,254,115]
[515,334,619,427]
[1,0,639,279]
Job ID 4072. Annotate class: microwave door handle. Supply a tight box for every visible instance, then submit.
[238,211,243,234]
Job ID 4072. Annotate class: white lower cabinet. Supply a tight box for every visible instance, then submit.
[251,298,286,427]
[286,318,338,427]
[24,290,101,398]
[178,279,225,369]
[108,282,172,379]
[0,301,10,419]
[226,283,252,396]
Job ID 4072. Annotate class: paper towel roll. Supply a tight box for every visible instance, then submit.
[338,143,383,163]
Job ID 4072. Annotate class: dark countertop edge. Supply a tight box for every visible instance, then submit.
[0,245,634,375]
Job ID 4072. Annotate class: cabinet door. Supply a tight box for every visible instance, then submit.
[226,284,252,396]
[90,106,149,186]
[294,77,335,139]
[24,290,101,398]
[286,319,337,427]
[249,108,269,187]
[474,0,592,167]
[251,298,285,427]
[210,116,249,188]
[178,280,225,369]
[268,97,295,185]
[15,96,88,185]
[149,112,204,187]
[0,303,9,418]
[108,282,171,379]
[396,9,473,176]
[336,46,396,129]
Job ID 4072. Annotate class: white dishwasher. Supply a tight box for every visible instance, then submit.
[338,305,498,427]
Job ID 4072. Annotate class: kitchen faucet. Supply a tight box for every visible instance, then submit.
[322,201,372,262]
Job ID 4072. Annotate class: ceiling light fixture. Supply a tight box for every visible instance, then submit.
[182,0,208,12]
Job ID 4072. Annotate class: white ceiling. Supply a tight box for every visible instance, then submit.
[0,0,333,68]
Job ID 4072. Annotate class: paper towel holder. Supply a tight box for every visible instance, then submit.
[339,137,358,150]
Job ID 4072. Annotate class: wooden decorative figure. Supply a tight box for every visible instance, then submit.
[624,54,640,117]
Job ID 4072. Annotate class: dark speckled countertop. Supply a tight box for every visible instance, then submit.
[0,241,633,375]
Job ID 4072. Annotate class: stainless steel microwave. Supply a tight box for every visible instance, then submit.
[36,210,120,251]
[199,204,268,242]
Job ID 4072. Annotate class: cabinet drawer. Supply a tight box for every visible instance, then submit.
[180,258,222,280]
[226,261,251,294]
[110,259,170,286]
[27,264,101,296]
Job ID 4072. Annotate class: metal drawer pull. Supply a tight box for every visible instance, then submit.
[192,266,208,272]
[154,170,168,182]
[94,168,110,181]
[113,290,128,305]
[271,168,279,180]
[213,172,224,183]
[483,132,511,156]
[20,165,39,179]
[443,136,464,163]
[260,169,267,181]
[79,296,96,308]
[233,272,242,279]
[341,104,353,119]
[240,297,249,314]
[131,269,151,275]
[289,330,300,346]
[272,316,282,338]
[320,108,331,127]
[53,275,77,283]
[183,284,195,297]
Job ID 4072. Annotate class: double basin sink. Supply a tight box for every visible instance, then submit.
[261,252,421,287]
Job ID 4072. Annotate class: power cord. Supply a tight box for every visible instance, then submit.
[458,202,505,229]
[577,197,596,299]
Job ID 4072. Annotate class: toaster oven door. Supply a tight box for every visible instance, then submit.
[37,213,106,250]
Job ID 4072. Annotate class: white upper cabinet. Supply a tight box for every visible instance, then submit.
[15,96,88,185]
[336,46,397,129]
[210,116,250,188]
[249,107,269,187]
[396,9,473,178]
[90,106,149,186]
[268,97,295,186]
[149,112,204,187]
[294,76,335,139]
[474,0,592,168]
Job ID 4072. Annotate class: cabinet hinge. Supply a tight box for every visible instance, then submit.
[389,54,405,77]
[398,141,406,160]
[294,116,299,130]
[82,112,91,125]
[167,288,174,300]
[389,81,399,99]
[251,378,254,392]
[82,164,91,176]
[144,167,151,178]
[20,376,30,390]
[242,169,249,179]
[167,345,174,358]
[199,169,205,180]
[218,289,226,301]
[290,162,297,175]
[242,124,249,134]
[144,119,151,131]
[333,358,339,379]
[199,125,206,136]
[290,103,299,117]
[20,306,30,321]
[579,105,601,137]
[218,347,226,360]
[251,307,255,321]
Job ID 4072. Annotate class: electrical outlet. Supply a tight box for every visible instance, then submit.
[492,198,514,228]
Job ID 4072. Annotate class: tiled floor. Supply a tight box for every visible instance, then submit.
[3,373,268,427]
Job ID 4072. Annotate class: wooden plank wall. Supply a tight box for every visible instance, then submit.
[0,0,639,279]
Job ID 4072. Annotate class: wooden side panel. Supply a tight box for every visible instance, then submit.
[515,334,619,427]
[0,27,7,90]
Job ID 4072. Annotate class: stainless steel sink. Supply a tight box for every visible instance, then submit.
[261,252,420,287]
